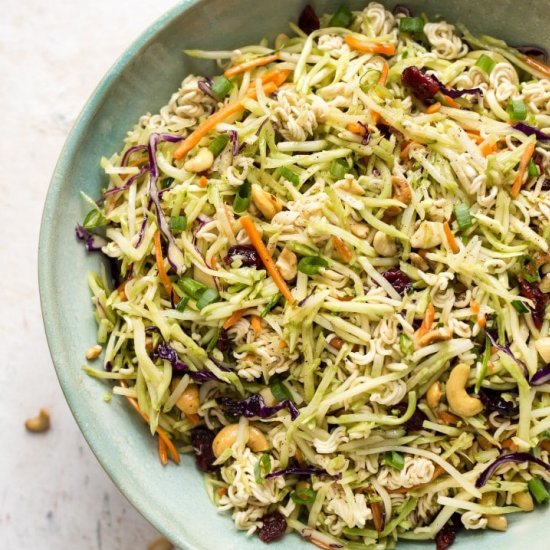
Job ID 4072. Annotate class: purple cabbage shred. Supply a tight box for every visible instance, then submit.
[485,330,528,375]
[512,122,550,142]
[198,78,217,100]
[154,343,221,382]
[476,452,550,488]
[217,393,299,420]
[228,130,239,155]
[104,165,148,197]
[265,466,340,480]
[75,224,107,252]
[392,4,412,16]
[297,4,320,35]
[530,364,550,386]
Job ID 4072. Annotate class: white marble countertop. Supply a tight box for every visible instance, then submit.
[0,2,178,548]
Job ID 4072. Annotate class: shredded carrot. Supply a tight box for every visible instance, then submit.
[158,437,168,466]
[467,131,484,144]
[399,140,421,160]
[344,35,396,56]
[174,101,244,159]
[416,303,435,340]
[501,438,519,452]
[438,411,460,425]
[246,79,278,100]
[524,55,550,79]
[224,52,280,78]
[477,315,487,328]
[346,122,368,135]
[240,216,295,304]
[332,236,353,263]
[371,502,384,532]
[371,111,381,124]
[260,68,291,86]
[119,381,180,464]
[443,222,460,254]
[511,141,536,198]
[470,300,480,314]
[480,141,498,157]
[222,308,247,330]
[250,315,262,333]
[153,230,175,299]
[185,413,201,426]
[199,175,208,188]
[441,94,460,108]
[425,102,441,114]
[379,61,389,86]
[278,340,287,349]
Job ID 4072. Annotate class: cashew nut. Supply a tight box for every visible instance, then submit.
[25,409,50,433]
[410,221,443,249]
[212,424,269,457]
[338,176,365,196]
[426,382,442,411]
[415,327,452,349]
[480,492,496,507]
[349,221,370,238]
[535,337,550,363]
[176,383,200,415]
[446,363,483,417]
[276,247,297,281]
[410,252,429,271]
[386,176,412,217]
[512,491,534,512]
[486,515,507,531]
[251,183,283,220]
[147,537,174,550]
[184,147,214,173]
[373,231,397,257]
[85,344,102,360]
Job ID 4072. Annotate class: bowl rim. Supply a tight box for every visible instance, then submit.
[38,1,201,547]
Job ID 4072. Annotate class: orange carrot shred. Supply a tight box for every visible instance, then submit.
[153,230,176,300]
[443,222,460,254]
[332,236,353,263]
[416,303,435,340]
[399,140,421,160]
[199,175,208,187]
[278,340,287,349]
[425,102,441,114]
[185,413,201,426]
[371,111,381,124]
[379,61,389,86]
[346,122,368,135]
[344,35,396,56]
[250,315,262,333]
[480,141,498,157]
[224,52,280,78]
[158,437,168,466]
[470,300,480,314]
[240,216,295,304]
[511,141,536,198]
[467,131,484,145]
[441,94,460,108]
[260,68,291,86]
[223,308,247,330]
[524,55,550,79]
[119,381,180,464]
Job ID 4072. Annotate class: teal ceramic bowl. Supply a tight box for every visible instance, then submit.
[39,1,550,548]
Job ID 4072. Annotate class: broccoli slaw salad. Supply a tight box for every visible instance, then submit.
[76,2,550,548]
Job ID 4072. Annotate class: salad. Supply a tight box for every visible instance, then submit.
[78,2,550,548]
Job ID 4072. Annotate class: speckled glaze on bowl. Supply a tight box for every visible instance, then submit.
[39,1,550,548]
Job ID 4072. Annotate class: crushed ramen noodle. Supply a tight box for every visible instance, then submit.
[78,3,550,548]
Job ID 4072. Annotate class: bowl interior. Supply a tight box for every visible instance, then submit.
[39,1,550,548]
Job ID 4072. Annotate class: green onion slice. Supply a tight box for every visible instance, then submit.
[211,75,233,100]
[384,451,405,471]
[291,487,317,505]
[271,381,292,402]
[399,16,424,34]
[507,98,528,122]
[254,454,272,483]
[177,277,208,299]
[330,158,349,180]
[454,203,473,230]
[528,158,540,178]
[196,288,219,309]
[279,166,300,186]
[529,477,550,504]
[233,180,251,213]
[511,299,530,314]
[208,134,230,157]
[170,215,187,232]
[261,293,282,317]
[298,256,329,275]
[328,4,353,28]
[475,54,496,74]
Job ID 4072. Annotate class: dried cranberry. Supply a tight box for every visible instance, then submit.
[542,179,550,191]
[401,66,440,102]
[478,388,519,418]
[392,402,427,431]
[190,427,217,472]
[224,244,264,269]
[298,5,319,34]
[518,278,548,329]
[435,516,462,550]
[257,511,287,543]
[216,329,230,352]
[382,268,412,296]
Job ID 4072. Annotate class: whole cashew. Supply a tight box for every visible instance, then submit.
[184,147,214,173]
[386,176,412,217]
[251,184,283,220]
[276,247,297,281]
[446,363,483,417]
[85,344,102,360]
[512,491,534,512]
[25,409,50,433]
[486,515,507,531]
[212,424,269,457]
[426,381,442,411]
[415,327,452,349]
[176,383,200,415]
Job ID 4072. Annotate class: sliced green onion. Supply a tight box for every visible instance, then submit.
[254,453,272,483]
[261,293,282,317]
[507,98,528,122]
[454,203,473,230]
[330,158,349,180]
[177,277,208,299]
[512,300,529,314]
[83,209,107,229]
[271,381,292,402]
[175,295,190,312]
[206,327,221,352]
[475,54,496,74]
[529,478,550,504]
[475,337,491,392]
[399,334,414,356]
[528,158,540,178]
[211,75,233,100]
[298,256,328,275]
[196,288,219,309]
[161,176,175,189]
[328,4,353,28]
[170,215,187,232]
[399,16,424,34]
[279,166,300,186]
[208,134,229,157]
[291,486,317,505]
[520,255,540,283]
[360,69,382,92]
[384,451,405,471]
[233,180,251,213]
